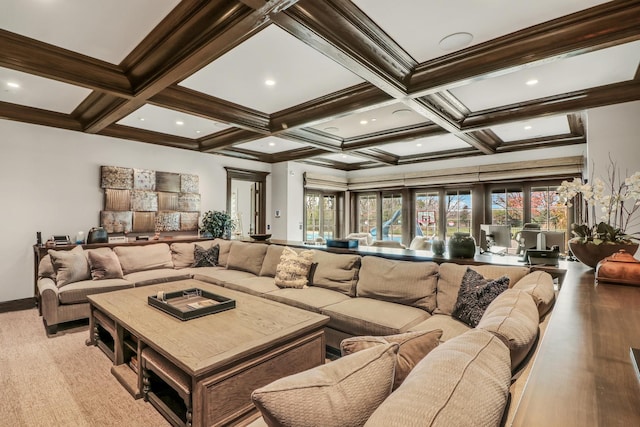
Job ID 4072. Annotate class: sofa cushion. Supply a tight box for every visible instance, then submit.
[170,240,217,269]
[311,250,361,297]
[38,254,57,280]
[195,268,256,288]
[213,239,233,267]
[252,343,398,427]
[226,241,268,275]
[275,247,314,288]
[262,286,351,313]
[341,329,442,389]
[48,246,90,288]
[477,288,540,371]
[321,298,430,336]
[365,329,511,427]
[57,279,134,304]
[512,270,555,318]
[224,276,280,296]
[113,243,173,275]
[357,257,438,312]
[408,314,472,342]
[259,245,286,277]
[123,269,191,287]
[192,244,220,268]
[434,263,530,316]
[452,268,509,327]
[87,249,124,280]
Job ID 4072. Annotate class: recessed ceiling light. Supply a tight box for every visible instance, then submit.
[360,120,368,125]
[439,32,473,51]
[392,109,412,116]
[195,130,201,134]
[175,120,184,126]
[265,79,276,86]
[341,154,348,159]
[138,117,145,121]
[268,142,276,147]
[526,79,539,86]
[416,143,422,147]
[371,118,377,122]
[324,126,339,132]
[524,125,532,130]
[6,82,20,89]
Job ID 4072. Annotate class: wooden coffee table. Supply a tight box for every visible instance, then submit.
[87,279,329,427]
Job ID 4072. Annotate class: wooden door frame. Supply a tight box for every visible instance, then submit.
[225,168,269,234]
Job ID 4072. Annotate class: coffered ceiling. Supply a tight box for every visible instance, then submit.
[1,0,639,170]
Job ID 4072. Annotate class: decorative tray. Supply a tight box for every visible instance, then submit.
[148,288,236,321]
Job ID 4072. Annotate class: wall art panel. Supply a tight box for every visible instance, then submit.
[133,168,156,191]
[104,189,131,211]
[101,166,133,189]
[101,211,133,233]
[181,174,199,193]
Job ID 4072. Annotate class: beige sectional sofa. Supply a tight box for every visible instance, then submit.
[36,238,555,425]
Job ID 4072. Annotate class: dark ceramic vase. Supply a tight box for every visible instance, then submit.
[448,232,476,258]
[568,240,639,269]
[432,239,445,256]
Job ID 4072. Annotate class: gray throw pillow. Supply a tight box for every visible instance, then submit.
[87,250,124,280]
[192,244,220,267]
[452,268,509,327]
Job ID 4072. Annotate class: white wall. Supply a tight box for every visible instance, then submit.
[0,120,269,302]
[586,100,640,250]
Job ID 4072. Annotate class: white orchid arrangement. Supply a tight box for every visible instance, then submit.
[557,159,640,244]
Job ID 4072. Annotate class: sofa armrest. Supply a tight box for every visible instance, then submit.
[37,277,60,322]
[512,271,555,318]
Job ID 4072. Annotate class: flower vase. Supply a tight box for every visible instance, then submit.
[568,240,639,269]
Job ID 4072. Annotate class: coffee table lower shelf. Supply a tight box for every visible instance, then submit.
[112,364,142,399]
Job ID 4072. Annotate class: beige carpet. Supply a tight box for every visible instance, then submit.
[0,308,170,427]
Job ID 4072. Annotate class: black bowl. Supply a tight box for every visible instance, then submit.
[250,234,272,241]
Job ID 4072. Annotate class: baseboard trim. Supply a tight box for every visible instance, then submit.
[0,297,37,313]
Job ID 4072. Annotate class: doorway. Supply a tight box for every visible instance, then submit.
[225,168,269,236]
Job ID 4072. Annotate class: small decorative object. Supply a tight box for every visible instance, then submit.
[250,233,272,241]
[448,233,476,258]
[75,231,85,244]
[431,238,445,256]
[148,287,235,320]
[596,250,640,286]
[200,210,234,239]
[558,157,640,268]
[326,239,358,249]
[87,227,108,244]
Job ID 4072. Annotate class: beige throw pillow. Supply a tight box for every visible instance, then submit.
[341,329,442,389]
[48,246,90,287]
[87,250,124,280]
[274,247,314,289]
[252,343,399,427]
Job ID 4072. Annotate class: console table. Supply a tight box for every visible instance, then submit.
[512,263,640,425]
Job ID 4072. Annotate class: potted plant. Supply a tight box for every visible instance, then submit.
[557,158,640,268]
[200,210,234,239]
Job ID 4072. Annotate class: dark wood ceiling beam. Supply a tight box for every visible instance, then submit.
[0,30,131,96]
[409,1,640,96]
[199,128,264,153]
[99,124,199,150]
[567,113,585,136]
[397,147,480,165]
[342,123,446,151]
[496,134,586,152]
[280,129,343,152]
[468,129,503,150]
[352,149,398,165]
[462,80,640,131]
[219,147,272,162]
[269,147,331,162]
[79,0,284,134]
[270,83,394,132]
[149,85,270,134]
[273,0,415,98]
[0,101,83,131]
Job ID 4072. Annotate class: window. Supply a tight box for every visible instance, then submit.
[445,190,472,239]
[415,191,439,238]
[304,191,337,241]
[491,188,524,228]
[357,193,377,234]
[381,193,402,241]
[531,186,568,232]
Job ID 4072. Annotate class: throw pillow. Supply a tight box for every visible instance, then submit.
[192,244,220,267]
[252,343,399,427]
[274,247,314,288]
[452,268,509,327]
[48,246,90,288]
[340,329,442,389]
[87,250,124,280]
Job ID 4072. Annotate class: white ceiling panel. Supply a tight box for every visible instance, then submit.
[234,137,308,154]
[0,0,180,64]
[117,104,230,138]
[451,40,640,112]
[317,153,365,164]
[0,67,90,113]
[352,0,610,63]
[178,25,364,113]
[377,134,470,156]
[491,115,571,142]
[312,102,429,139]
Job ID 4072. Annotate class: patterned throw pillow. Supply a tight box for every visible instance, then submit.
[274,247,314,288]
[87,250,124,280]
[340,329,442,389]
[192,244,220,267]
[452,268,509,327]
